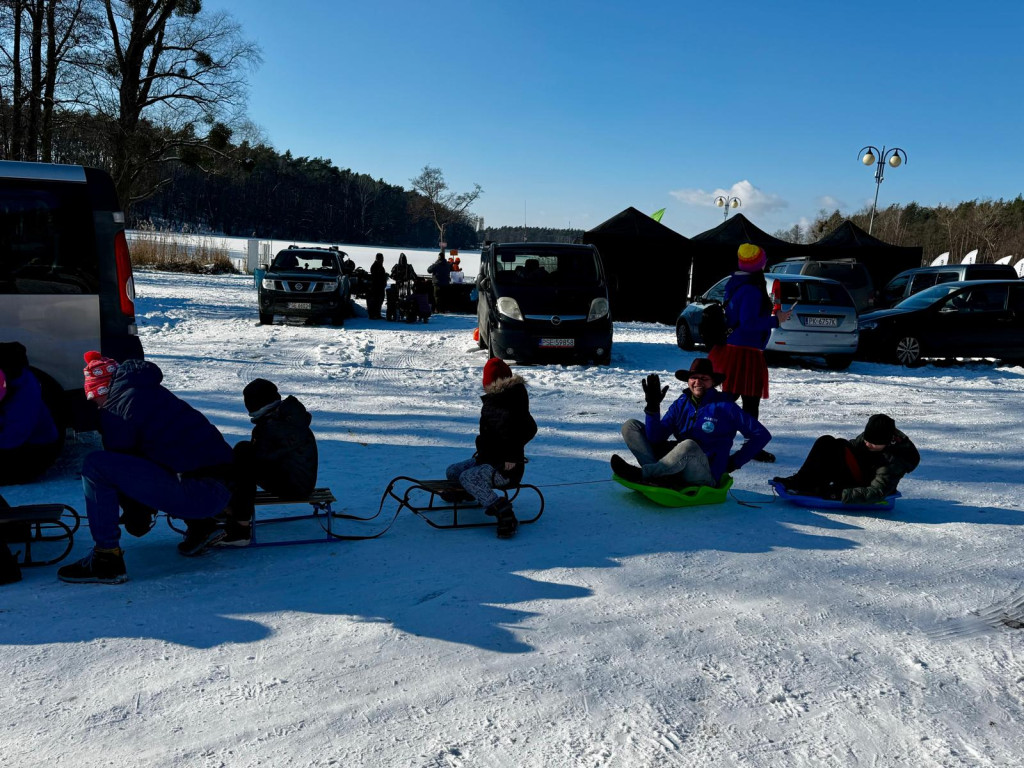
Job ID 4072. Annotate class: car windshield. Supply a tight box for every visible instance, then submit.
[778,280,854,307]
[894,283,962,309]
[492,249,600,286]
[271,252,339,275]
[806,263,870,289]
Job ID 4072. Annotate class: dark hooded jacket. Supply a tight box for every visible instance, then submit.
[99,359,233,475]
[841,428,920,504]
[475,374,537,482]
[370,259,388,292]
[249,395,318,496]
[390,254,417,283]
[427,255,452,286]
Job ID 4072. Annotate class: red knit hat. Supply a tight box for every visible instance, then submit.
[737,243,767,272]
[483,357,513,388]
[83,350,118,401]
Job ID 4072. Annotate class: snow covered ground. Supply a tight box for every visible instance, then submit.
[3,268,1024,767]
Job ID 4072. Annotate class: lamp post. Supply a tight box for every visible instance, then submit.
[859,145,907,235]
[714,195,741,221]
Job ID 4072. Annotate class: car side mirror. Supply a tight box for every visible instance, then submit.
[480,277,491,291]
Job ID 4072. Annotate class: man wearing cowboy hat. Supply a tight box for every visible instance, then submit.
[611,357,771,489]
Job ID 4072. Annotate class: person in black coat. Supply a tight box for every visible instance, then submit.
[222,379,318,545]
[367,253,388,320]
[427,250,452,313]
[445,358,538,538]
[57,354,236,584]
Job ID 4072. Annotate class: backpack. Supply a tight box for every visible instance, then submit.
[699,302,731,347]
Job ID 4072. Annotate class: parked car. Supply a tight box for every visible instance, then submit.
[0,160,143,435]
[676,273,859,369]
[476,242,612,364]
[877,263,1018,308]
[858,279,1024,366]
[768,258,876,312]
[258,246,352,325]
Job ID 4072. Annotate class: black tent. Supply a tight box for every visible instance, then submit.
[582,207,691,323]
[685,213,805,297]
[808,220,923,290]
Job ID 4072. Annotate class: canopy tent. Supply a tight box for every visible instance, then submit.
[808,220,923,289]
[582,207,691,323]
[685,214,805,297]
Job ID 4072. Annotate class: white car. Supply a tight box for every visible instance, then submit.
[675,273,859,370]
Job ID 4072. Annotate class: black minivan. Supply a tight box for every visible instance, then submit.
[477,242,612,364]
[0,161,143,434]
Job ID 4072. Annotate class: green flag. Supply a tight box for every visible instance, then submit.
[651,208,666,222]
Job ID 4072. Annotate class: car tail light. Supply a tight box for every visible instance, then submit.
[771,279,782,315]
[114,230,137,318]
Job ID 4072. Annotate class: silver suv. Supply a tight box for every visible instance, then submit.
[0,161,143,433]
[676,273,859,369]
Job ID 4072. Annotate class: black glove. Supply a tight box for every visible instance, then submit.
[726,455,739,473]
[641,374,669,410]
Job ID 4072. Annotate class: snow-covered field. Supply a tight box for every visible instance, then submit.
[3,269,1024,767]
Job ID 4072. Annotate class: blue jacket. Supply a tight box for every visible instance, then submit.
[723,271,779,350]
[0,369,58,450]
[99,359,233,474]
[645,387,771,482]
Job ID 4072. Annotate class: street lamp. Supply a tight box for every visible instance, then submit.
[859,145,907,235]
[714,195,741,221]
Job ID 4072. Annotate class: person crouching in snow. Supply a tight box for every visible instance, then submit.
[611,357,771,489]
[57,353,236,584]
[773,414,919,503]
[221,379,319,546]
[445,357,538,539]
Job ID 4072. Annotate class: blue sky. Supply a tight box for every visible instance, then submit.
[207,0,1023,238]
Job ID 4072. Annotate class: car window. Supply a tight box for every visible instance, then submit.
[769,262,802,274]
[883,273,910,299]
[934,271,959,285]
[1010,285,1024,312]
[493,249,599,286]
[941,284,1008,312]
[270,252,338,274]
[909,273,939,293]
[702,277,729,303]
[895,283,962,309]
[0,180,100,294]
[795,280,854,307]
[806,262,870,289]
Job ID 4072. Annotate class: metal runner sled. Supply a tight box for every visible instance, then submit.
[0,495,81,566]
[378,477,545,530]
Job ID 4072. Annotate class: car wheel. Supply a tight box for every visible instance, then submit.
[259,312,273,325]
[894,335,923,367]
[676,320,694,351]
[825,354,853,370]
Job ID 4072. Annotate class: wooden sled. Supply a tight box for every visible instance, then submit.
[0,499,81,566]
[770,480,901,511]
[613,473,734,508]
[168,487,355,547]
[378,476,544,530]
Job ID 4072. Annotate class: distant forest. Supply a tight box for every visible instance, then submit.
[774,198,1024,262]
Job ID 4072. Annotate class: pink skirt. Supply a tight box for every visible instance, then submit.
[709,344,769,399]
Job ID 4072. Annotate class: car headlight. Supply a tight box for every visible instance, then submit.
[587,297,610,321]
[858,320,878,331]
[261,277,274,289]
[319,279,340,291]
[496,297,523,321]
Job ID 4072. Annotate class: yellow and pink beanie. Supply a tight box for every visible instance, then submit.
[737,243,767,273]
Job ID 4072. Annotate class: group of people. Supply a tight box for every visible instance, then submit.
[612,243,920,506]
[363,251,466,321]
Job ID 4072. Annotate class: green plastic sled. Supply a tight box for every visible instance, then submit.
[613,473,734,508]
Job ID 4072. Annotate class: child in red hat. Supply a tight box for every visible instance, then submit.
[444,357,537,538]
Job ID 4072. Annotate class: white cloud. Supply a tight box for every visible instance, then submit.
[669,180,787,216]
[817,195,845,211]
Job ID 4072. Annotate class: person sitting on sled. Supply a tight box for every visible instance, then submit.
[611,357,771,490]
[445,357,537,539]
[220,378,319,546]
[773,414,919,504]
[57,353,236,584]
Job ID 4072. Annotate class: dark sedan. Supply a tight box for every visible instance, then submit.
[857,279,1024,366]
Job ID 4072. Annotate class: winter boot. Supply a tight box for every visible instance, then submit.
[486,497,518,539]
[177,517,226,557]
[610,454,643,484]
[216,520,253,548]
[57,547,127,584]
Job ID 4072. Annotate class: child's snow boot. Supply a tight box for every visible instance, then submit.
[486,497,518,539]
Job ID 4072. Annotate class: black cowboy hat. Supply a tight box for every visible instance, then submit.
[675,357,726,385]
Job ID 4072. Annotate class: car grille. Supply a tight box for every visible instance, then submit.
[266,280,333,293]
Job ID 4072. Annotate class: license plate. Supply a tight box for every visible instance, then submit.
[287,302,312,310]
[803,316,838,328]
[539,338,574,348]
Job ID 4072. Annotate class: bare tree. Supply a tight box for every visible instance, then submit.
[409,165,482,247]
[79,0,260,208]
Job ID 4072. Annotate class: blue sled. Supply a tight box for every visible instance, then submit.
[770,480,900,511]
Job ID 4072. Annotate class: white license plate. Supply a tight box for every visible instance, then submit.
[539,338,574,348]
[803,316,838,328]
[287,302,312,310]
